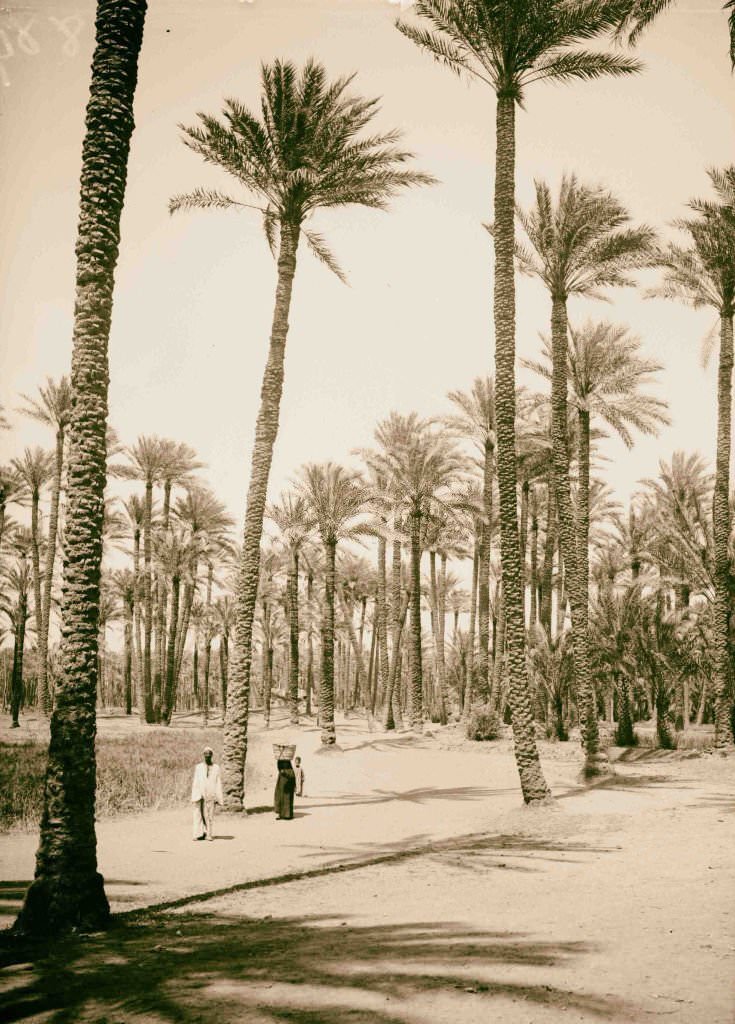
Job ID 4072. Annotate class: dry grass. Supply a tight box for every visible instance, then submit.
[0,728,224,832]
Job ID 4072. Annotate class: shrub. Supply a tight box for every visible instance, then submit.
[465,704,502,742]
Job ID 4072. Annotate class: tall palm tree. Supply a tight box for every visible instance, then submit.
[524,319,669,650]
[19,376,73,715]
[397,0,638,799]
[110,569,136,715]
[123,494,146,717]
[370,417,467,732]
[510,176,655,773]
[0,465,27,556]
[11,447,53,691]
[171,59,433,808]
[268,492,315,725]
[113,436,166,722]
[445,377,496,703]
[15,0,148,936]
[1,528,33,729]
[651,168,735,745]
[298,463,370,745]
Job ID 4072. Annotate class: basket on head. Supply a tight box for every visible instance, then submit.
[273,744,296,760]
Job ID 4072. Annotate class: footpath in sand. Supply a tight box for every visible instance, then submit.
[1,718,734,1022]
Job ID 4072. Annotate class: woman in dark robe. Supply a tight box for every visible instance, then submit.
[274,758,296,820]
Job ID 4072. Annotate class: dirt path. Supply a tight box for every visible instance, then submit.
[0,722,733,1022]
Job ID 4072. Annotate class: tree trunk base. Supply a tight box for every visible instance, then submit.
[581,751,612,779]
[14,871,109,937]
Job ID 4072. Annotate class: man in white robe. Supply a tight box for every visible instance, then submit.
[191,746,224,840]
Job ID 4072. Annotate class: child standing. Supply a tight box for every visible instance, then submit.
[294,756,305,797]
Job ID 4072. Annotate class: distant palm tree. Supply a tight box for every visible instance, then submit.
[1,528,33,728]
[298,463,370,745]
[113,436,166,721]
[397,0,638,799]
[445,378,496,703]
[122,494,146,716]
[651,167,735,745]
[524,319,669,649]
[511,176,655,773]
[370,417,467,732]
[110,569,136,715]
[0,465,27,556]
[19,376,72,715]
[16,0,148,936]
[268,493,315,725]
[11,447,53,693]
[171,59,433,807]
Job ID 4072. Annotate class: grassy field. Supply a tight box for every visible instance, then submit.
[0,727,225,831]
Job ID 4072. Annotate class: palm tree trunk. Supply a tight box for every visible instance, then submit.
[306,569,314,717]
[287,550,300,725]
[550,295,604,775]
[539,479,556,636]
[713,310,734,745]
[384,588,410,728]
[529,485,539,627]
[10,594,27,728]
[386,533,404,730]
[222,221,300,806]
[520,478,530,621]
[492,93,549,803]
[577,407,591,634]
[15,0,147,936]
[476,440,494,701]
[219,632,228,713]
[320,538,337,744]
[124,599,133,715]
[38,427,65,716]
[132,528,145,720]
[143,476,155,721]
[29,489,43,674]
[409,508,423,732]
[376,531,390,719]
[162,572,181,724]
[463,535,479,719]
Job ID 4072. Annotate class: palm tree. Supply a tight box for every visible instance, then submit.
[445,378,496,703]
[267,492,315,724]
[122,494,146,717]
[397,0,638,799]
[1,528,33,728]
[11,447,53,696]
[510,176,655,773]
[0,465,27,556]
[113,436,166,722]
[370,417,467,732]
[19,376,73,715]
[524,318,668,643]
[615,0,735,68]
[15,0,148,936]
[110,569,135,715]
[298,463,370,745]
[171,59,433,808]
[651,169,735,744]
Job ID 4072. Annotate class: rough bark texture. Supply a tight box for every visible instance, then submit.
[15,0,147,936]
[408,510,424,732]
[142,477,154,721]
[10,593,27,728]
[222,223,299,807]
[476,440,494,701]
[376,532,390,722]
[713,311,735,746]
[492,94,550,803]
[529,485,539,627]
[463,539,479,719]
[550,296,604,775]
[385,534,404,730]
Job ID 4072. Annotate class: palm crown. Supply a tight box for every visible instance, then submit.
[170,59,435,279]
[509,175,656,301]
[396,0,641,100]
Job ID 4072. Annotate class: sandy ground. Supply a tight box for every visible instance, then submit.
[0,712,734,1023]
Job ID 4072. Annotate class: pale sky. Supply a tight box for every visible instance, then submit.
[1,0,733,533]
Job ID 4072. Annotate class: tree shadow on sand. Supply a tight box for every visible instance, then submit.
[0,906,638,1024]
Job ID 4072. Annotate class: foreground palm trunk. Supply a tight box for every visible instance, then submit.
[223,224,300,807]
[493,95,549,803]
[15,0,147,935]
[713,311,734,746]
[550,297,604,775]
